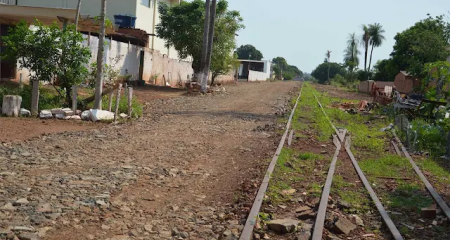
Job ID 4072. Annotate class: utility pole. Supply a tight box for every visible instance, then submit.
[94,0,107,109]
[202,0,217,92]
[199,0,211,93]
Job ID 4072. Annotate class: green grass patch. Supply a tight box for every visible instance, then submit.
[332,175,371,212]
[416,158,450,185]
[0,84,63,111]
[386,183,433,210]
[86,94,143,118]
[359,154,413,178]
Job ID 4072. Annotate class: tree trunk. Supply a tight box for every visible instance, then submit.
[75,0,82,28]
[65,84,73,107]
[201,0,217,93]
[2,95,22,117]
[198,0,211,91]
[368,45,374,75]
[94,0,107,109]
[31,80,39,116]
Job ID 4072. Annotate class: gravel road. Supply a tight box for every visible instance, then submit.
[0,81,299,240]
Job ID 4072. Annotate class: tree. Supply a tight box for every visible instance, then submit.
[390,15,450,79]
[368,23,385,72]
[311,62,346,84]
[361,24,370,72]
[199,0,211,90]
[272,57,288,79]
[236,44,263,60]
[1,20,60,115]
[423,61,450,100]
[201,0,217,92]
[373,59,397,81]
[325,50,332,82]
[94,0,107,109]
[156,0,244,82]
[344,33,360,75]
[58,24,91,105]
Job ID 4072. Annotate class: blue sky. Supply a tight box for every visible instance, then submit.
[220,0,449,73]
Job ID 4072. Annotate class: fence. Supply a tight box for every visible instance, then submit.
[248,70,269,82]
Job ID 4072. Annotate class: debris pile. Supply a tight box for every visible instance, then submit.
[37,108,128,122]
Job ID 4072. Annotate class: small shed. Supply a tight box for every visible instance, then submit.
[394,71,421,93]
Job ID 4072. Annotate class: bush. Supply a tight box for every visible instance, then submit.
[0,84,63,111]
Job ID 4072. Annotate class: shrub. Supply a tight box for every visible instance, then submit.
[0,84,63,111]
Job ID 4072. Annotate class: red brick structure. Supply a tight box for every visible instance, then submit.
[394,71,421,93]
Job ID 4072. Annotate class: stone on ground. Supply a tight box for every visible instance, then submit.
[333,217,357,235]
[267,218,300,234]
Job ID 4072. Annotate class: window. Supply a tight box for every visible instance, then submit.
[141,0,152,8]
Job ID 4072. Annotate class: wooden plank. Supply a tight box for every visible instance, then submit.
[393,131,450,221]
[392,140,402,156]
[239,83,304,240]
[345,137,404,240]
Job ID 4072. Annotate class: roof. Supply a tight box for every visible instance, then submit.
[238,59,269,63]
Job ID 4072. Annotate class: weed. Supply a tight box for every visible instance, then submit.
[359,154,414,178]
[298,152,322,161]
[387,183,433,210]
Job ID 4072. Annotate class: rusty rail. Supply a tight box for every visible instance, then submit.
[392,131,450,221]
[239,83,304,240]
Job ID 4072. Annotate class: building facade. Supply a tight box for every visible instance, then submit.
[6,0,180,59]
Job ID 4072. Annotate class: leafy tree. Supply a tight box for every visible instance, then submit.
[1,20,60,114]
[236,44,263,60]
[390,15,450,79]
[156,0,244,76]
[373,59,398,81]
[312,62,346,84]
[344,33,360,75]
[423,61,450,100]
[271,57,302,80]
[287,65,303,77]
[368,23,385,72]
[58,24,91,105]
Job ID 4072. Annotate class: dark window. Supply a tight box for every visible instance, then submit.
[141,0,152,8]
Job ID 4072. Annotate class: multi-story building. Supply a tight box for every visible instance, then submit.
[2,0,181,59]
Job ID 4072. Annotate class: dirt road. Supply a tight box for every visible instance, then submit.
[0,81,299,240]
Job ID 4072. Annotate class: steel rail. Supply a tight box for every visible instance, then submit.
[239,83,304,240]
[345,138,404,240]
[392,131,450,221]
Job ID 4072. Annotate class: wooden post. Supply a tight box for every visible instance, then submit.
[31,80,39,116]
[127,86,133,117]
[72,86,78,113]
[2,95,22,117]
[19,73,23,90]
[114,84,122,123]
[124,82,128,98]
[108,88,114,112]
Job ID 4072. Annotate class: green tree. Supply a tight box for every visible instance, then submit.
[423,61,450,100]
[373,59,397,81]
[368,23,385,72]
[156,0,244,75]
[58,24,91,105]
[236,44,263,60]
[1,20,60,114]
[390,15,450,79]
[312,62,346,84]
[344,33,360,75]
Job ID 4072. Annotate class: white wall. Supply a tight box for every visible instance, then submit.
[248,70,269,82]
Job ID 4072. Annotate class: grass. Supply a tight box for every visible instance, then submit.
[0,84,64,111]
[332,175,372,212]
[416,158,450,185]
[86,94,143,118]
[387,183,433,210]
[359,154,414,178]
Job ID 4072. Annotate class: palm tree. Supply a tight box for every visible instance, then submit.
[325,50,332,81]
[344,33,360,74]
[94,0,107,109]
[368,23,386,73]
[361,24,370,72]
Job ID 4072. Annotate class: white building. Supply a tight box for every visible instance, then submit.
[237,60,272,82]
[3,0,181,59]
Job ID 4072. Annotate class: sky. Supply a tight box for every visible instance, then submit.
[220,0,450,73]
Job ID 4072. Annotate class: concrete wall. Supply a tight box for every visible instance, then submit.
[248,70,269,82]
[151,50,193,87]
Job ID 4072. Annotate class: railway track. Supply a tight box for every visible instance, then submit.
[239,83,450,240]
